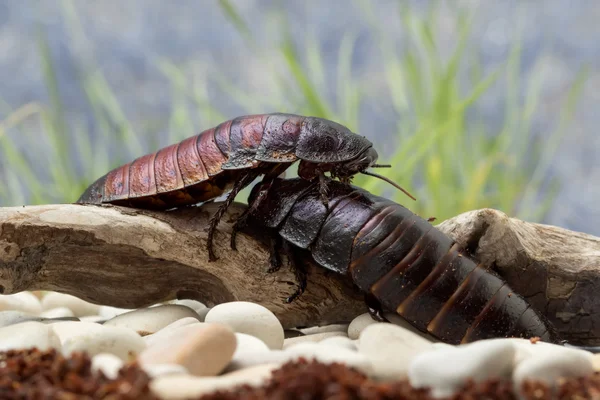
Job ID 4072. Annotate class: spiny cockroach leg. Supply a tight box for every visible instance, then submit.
[284,243,308,304]
[207,170,261,261]
[230,164,289,251]
[267,235,283,273]
[317,170,329,207]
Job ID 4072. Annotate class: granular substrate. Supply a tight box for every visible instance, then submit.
[0,348,159,399]
[2,348,600,399]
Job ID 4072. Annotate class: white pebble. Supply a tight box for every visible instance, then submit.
[358,323,433,381]
[52,321,105,343]
[41,292,101,317]
[285,342,373,376]
[348,313,378,340]
[197,307,211,322]
[168,299,207,315]
[150,364,278,400]
[0,311,44,327]
[79,315,106,323]
[92,353,124,379]
[39,307,75,319]
[139,323,237,377]
[320,336,358,351]
[103,304,202,335]
[143,317,204,348]
[61,324,146,362]
[0,292,42,314]
[384,313,440,342]
[0,321,61,352]
[205,301,284,350]
[225,333,272,372]
[300,324,348,335]
[510,338,587,365]
[98,305,136,319]
[513,344,594,396]
[283,332,347,349]
[143,363,189,378]
[408,339,516,398]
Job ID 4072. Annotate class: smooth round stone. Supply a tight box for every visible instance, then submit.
[225,349,288,373]
[0,292,42,314]
[92,353,124,379]
[204,301,284,350]
[80,315,106,323]
[285,342,373,376]
[138,323,237,377]
[408,339,516,398]
[509,338,589,366]
[41,292,101,317]
[513,344,594,395]
[224,333,272,372]
[142,363,189,378]
[0,310,78,328]
[320,336,358,351]
[283,332,347,349]
[168,299,207,315]
[300,324,349,335]
[103,304,202,335]
[52,321,105,343]
[143,318,204,348]
[358,323,433,381]
[593,353,600,371]
[196,307,211,322]
[40,307,75,319]
[0,321,61,352]
[348,313,378,340]
[98,305,136,319]
[150,364,278,400]
[384,313,440,342]
[61,324,146,362]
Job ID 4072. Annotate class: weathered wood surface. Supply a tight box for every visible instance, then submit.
[437,208,600,345]
[0,203,599,344]
[0,202,366,329]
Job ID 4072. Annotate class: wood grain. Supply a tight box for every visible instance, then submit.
[0,202,365,329]
[437,208,600,345]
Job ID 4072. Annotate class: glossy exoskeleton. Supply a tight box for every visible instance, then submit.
[76,113,412,261]
[237,177,560,345]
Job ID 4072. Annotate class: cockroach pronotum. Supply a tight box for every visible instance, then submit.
[76,113,414,261]
[239,177,561,345]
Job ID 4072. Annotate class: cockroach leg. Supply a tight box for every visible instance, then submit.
[267,235,283,273]
[229,210,249,251]
[230,164,289,251]
[284,243,308,304]
[207,170,261,261]
[317,170,329,207]
[364,292,389,323]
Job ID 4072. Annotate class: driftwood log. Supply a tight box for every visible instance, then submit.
[0,202,366,329]
[0,203,599,344]
[436,209,600,346]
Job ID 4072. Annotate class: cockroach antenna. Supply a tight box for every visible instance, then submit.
[361,169,417,201]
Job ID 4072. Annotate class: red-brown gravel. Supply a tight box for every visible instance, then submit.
[2,348,600,399]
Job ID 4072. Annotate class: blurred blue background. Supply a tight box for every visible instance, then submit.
[0,0,598,235]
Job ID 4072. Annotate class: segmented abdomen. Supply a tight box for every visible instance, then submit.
[349,203,557,344]
[76,113,307,208]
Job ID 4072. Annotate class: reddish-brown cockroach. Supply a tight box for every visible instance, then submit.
[76,113,414,261]
[240,177,561,345]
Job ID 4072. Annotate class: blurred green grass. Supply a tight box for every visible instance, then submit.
[0,1,588,225]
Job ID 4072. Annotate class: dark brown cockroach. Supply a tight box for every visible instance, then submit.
[239,177,561,345]
[76,113,414,261]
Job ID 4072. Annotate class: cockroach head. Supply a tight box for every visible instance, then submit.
[331,146,379,182]
[333,147,417,201]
